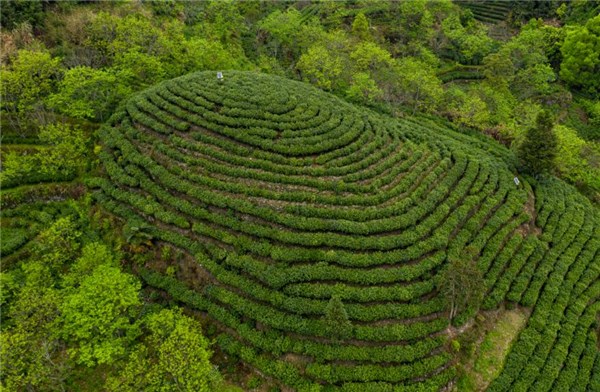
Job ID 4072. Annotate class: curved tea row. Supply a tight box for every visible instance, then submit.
[90,71,599,391]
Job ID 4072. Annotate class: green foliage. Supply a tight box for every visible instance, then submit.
[518,110,558,176]
[33,216,82,271]
[63,243,116,287]
[38,123,88,178]
[1,256,65,391]
[258,8,304,60]
[444,85,490,129]
[554,125,600,193]
[351,12,370,41]
[0,123,87,187]
[113,50,167,89]
[2,2,600,390]
[107,308,219,392]
[560,14,600,93]
[350,41,393,72]
[441,13,495,64]
[437,253,484,322]
[59,264,141,366]
[48,66,131,121]
[391,57,444,113]
[483,21,557,99]
[0,49,62,130]
[297,45,343,91]
[0,0,44,30]
[345,72,383,104]
[324,295,353,340]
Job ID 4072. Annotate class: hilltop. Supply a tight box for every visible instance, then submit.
[89,71,600,391]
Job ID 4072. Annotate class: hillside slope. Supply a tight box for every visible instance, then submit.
[90,71,599,391]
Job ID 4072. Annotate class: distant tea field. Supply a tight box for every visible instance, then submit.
[90,71,600,391]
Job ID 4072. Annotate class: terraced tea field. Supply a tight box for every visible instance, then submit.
[455,1,511,24]
[90,71,600,391]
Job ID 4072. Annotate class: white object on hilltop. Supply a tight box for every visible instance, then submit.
[514,177,520,186]
[217,72,223,81]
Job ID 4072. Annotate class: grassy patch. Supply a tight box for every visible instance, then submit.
[456,307,529,391]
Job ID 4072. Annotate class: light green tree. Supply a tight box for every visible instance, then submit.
[38,123,88,178]
[444,86,490,129]
[106,308,220,392]
[200,0,246,47]
[351,12,371,41]
[113,50,167,89]
[441,14,494,64]
[395,0,435,45]
[391,57,443,113]
[1,261,67,391]
[59,264,141,366]
[350,41,393,72]
[47,66,130,121]
[1,49,62,131]
[554,125,600,192]
[346,72,383,104]
[62,242,115,287]
[297,45,343,91]
[33,216,82,271]
[0,123,86,186]
[560,14,600,93]
[258,8,304,60]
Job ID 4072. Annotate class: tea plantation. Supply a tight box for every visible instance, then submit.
[90,71,599,391]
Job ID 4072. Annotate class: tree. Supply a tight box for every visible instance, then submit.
[444,86,490,129]
[517,110,558,176]
[258,8,304,61]
[33,216,82,272]
[437,252,484,322]
[1,261,67,391]
[297,45,343,91]
[560,14,600,94]
[346,72,383,104]
[106,308,220,392]
[113,50,167,89]
[1,49,62,132]
[62,242,116,287]
[351,12,370,41]
[199,0,246,47]
[0,0,44,30]
[350,42,393,72]
[393,0,435,46]
[441,14,494,64]
[389,57,443,114]
[38,123,88,178]
[0,123,87,186]
[47,66,131,122]
[554,125,600,192]
[178,37,244,74]
[323,295,352,340]
[59,264,141,366]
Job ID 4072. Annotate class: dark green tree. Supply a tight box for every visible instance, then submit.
[438,249,484,322]
[323,295,352,340]
[518,110,558,176]
[0,0,44,30]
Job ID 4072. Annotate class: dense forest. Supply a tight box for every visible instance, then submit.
[1,1,599,391]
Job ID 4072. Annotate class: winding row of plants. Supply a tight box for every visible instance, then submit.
[90,71,599,391]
